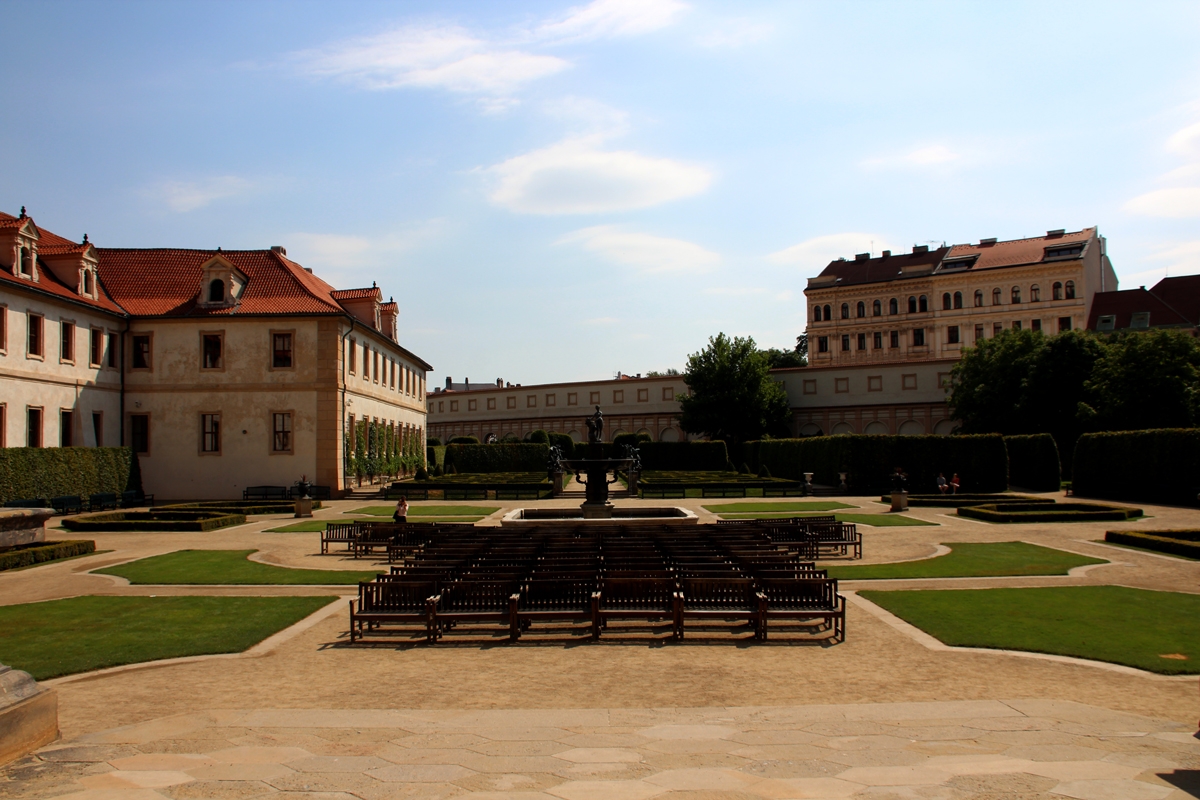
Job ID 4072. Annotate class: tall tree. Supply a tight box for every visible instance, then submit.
[1081,329,1200,430]
[678,333,792,446]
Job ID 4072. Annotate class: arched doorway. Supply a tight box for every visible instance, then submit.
[898,420,924,435]
[658,428,679,442]
[831,422,854,435]
[799,423,822,436]
[568,430,582,442]
[933,419,958,436]
[864,421,888,434]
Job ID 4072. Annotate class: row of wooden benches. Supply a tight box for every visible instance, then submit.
[3,491,155,515]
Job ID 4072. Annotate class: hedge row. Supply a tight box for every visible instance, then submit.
[1073,429,1200,506]
[164,501,321,516]
[742,435,1008,494]
[958,502,1141,523]
[637,441,729,471]
[61,511,246,532]
[426,446,447,472]
[880,493,1052,508]
[1105,530,1200,559]
[0,540,95,572]
[1004,434,1062,491]
[0,448,140,505]
[444,443,549,473]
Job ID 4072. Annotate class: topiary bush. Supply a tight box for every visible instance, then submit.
[547,432,575,458]
[1073,429,1200,506]
[1004,434,1061,491]
[414,466,429,481]
[0,448,137,505]
[444,443,549,473]
[612,432,652,451]
[426,446,447,473]
[448,435,480,445]
[757,463,773,478]
[527,430,550,444]
[426,437,443,447]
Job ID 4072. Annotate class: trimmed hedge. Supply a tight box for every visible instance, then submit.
[880,493,1053,508]
[1004,434,1061,491]
[448,435,480,445]
[61,511,246,532]
[636,441,729,471]
[743,435,1008,494]
[1105,530,1200,559]
[444,443,549,473]
[0,447,139,505]
[612,432,652,451]
[547,432,575,457]
[0,540,95,572]
[958,502,1142,523]
[426,446,447,472]
[1073,429,1200,506]
[163,501,321,516]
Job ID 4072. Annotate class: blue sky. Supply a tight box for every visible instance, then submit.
[4,1,1200,385]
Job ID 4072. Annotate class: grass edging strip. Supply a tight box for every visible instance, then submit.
[96,549,380,585]
[0,540,95,571]
[1104,530,1200,559]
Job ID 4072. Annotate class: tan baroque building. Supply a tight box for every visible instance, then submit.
[0,208,430,500]
[427,374,689,444]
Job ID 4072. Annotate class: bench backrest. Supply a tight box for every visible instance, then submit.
[359,580,438,613]
[758,578,837,609]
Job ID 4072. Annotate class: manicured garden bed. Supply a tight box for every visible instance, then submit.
[716,512,934,527]
[0,595,334,680]
[701,501,855,514]
[61,510,246,532]
[828,542,1104,580]
[958,502,1142,523]
[879,493,1053,508]
[0,540,96,572]
[95,550,380,585]
[1104,530,1200,560]
[860,586,1200,674]
[638,470,804,498]
[349,504,500,517]
[163,500,322,515]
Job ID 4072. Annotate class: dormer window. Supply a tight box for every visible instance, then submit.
[16,246,33,278]
[1045,244,1084,260]
[1096,315,1116,332]
[196,256,245,309]
[208,279,225,303]
[82,270,92,296]
[1130,311,1150,329]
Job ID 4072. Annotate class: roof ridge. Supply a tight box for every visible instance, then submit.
[949,227,1094,249]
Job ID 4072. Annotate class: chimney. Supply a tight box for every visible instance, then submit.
[496,378,502,387]
[1047,229,1065,237]
[465,378,470,390]
[979,237,997,246]
[912,245,929,254]
[445,376,452,389]
[270,245,287,255]
[881,250,891,257]
[855,252,870,261]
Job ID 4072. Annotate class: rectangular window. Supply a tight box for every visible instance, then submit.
[487,397,496,410]
[637,388,648,402]
[27,407,42,447]
[107,332,117,367]
[272,333,293,369]
[589,391,600,404]
[90,328,103,366]
[834,377,849,393]
[130,414,149,454]
[873,332,882,349]
[993,322,1003,337]
[613,389,624,403]
[60,321,74,362]
[202,333,223,369]
[1012,320,1022,331]
[868,376,882,392]
[527,394,537,408]
[947,325,960,344]
[450,400,459,412]
[1058,316,1072,332]
[802,379,817,395]
[841,335,850,351]
[60,410,73,447]
[889,331,899,348]
[468,399,477,411]
[363,343,369,380]
[567,392,578,406]
[0,404,5,447]
[546,393,557,406]
[390,360,396,389]
[662,387,674,401]
[902,374,918,390]
[92,411,102,447]
[913,328,926,346]
[349,338,356,373]
[817,336,829,353]
[201,413,221,453]
[857,333,866,350]
[508,396,517,409]
[1031,318,1042,332]
[373,350,379,383]
[28,313,43,357]
[975,324,985,342]
[132,334,151,369]
[272,412,292,453]
[0,306,6,352]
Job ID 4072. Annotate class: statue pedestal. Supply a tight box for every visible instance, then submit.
[890,491,909,512]
[294,498,313,518]
[581,502,615,519]
[0,665,58,766]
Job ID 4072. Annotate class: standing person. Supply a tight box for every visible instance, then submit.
[950,473,961,494]
[393,496,409,523]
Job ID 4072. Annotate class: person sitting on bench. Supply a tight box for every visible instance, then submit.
[936,473,949,494]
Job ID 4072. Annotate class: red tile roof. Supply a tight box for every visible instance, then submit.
[811,247,950,288]
[946,228,1095,270]
[331,287,381,301]
[1087,288,1190,330]
[1149,275,1200,325]
[96,248,347,317]
[0,212,125,315]
[380,301,398,312]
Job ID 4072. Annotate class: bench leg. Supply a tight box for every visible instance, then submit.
[348,601,357,643]
[590,595,601,640]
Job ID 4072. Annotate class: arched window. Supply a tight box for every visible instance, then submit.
[208,279,225,303]
[873,299,881,316]
[823,304,831,320]
[889,298,898,315]
[17,247,31,276]
[82,270,92,295]
[1030,284,1040,302]
[907,296,917,314]
[974,290,983,307]
[992,288,1002,305]
[942,293,952,311]
[813,305,822,322]
[953,291,963,309]
[841,303,850,319]
[918,295,928,313]
[1011,286,1021,304]
[1065,280,1076,299]
[856,301,865,318]
[1052,282,1063,300]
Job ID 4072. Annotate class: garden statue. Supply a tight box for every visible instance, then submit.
[585,406,604,445]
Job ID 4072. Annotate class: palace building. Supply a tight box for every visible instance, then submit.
[0,208,430,499]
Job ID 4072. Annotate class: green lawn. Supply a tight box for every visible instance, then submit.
[860,586,1200,674]
[0,595,334,680]
[716,512,934,527]
[349,505,500,517]
[703,501,855,513]
[828,542,1105,579]
[96,550,381,585]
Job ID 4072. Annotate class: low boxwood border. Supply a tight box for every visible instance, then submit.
[61,511,246,532]
[0,540,96,571]
[1105,530,1200,559]
[880,493,1053,508]
[162,501,321,515]
[959,502,1142,523]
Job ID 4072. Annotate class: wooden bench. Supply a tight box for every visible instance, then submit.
[50,496,84,515]
[121,490,155,508]
[88,492,119,511]
[430,580,521,642]
[243,486,290,501]
[515,578,599,638]
[675,577,764,639]
[349,580,440,642]
[758,578,845,642]
[322,522,365,554]
[596,577,678,637]
[4,498,48,508]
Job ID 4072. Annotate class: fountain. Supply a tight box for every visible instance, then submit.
[501,407,696,526]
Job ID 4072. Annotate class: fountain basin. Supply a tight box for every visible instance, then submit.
[501,507,697,526]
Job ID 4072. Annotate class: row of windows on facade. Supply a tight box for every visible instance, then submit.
[811,281,1077,322]
[347,337,423,397]
[814,316,1074,353]
[2,309,119,366]
[436,386,676,414]
[1,407,105,448]
[118,412,296,456]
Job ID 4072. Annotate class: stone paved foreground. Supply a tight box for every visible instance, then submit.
[6,700,1198,800]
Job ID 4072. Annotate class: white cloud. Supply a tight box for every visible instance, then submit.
[285,221,448,286]
[542,96,630,136]
[559,225,719,273]
[694,18,773,48]
[1147,240,1200,274]
[147,176,255,212]
[1123,187,1200,218]
[767,232,894,269]
[294,24,568,95]
[535,0,688,42]
[484,137,711,214]
[1167,120,1200,158]
[861,144,961,170]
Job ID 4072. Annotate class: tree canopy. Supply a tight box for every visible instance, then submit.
[678,333,792,446]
